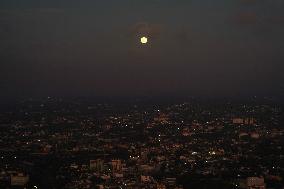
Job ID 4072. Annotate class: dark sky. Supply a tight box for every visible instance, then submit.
[0,0,284,99]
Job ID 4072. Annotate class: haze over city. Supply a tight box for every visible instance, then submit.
[0,1,284,189]
[1,0,284,99]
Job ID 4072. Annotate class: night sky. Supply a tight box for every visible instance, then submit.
[0,0,284,99]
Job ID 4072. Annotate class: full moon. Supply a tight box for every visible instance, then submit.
[140,37,148,44]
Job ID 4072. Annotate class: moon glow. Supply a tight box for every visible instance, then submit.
[140,36,148,44]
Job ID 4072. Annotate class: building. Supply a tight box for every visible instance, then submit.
[157,183,166,189]
[140,175,151,183]
[233,118,244,124]
[90,159,104,172]
[111,159,122,173]
[11,173,29,186]
[244,118,255,125]
[233,118,255,125]
[154,113,169,124]
[246,177,266,189]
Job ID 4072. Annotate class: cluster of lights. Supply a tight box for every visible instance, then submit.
[129,155,140,159]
